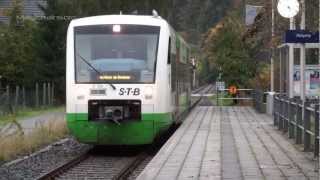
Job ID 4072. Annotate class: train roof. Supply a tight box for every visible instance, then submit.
[69,15,168,27]
[69,15,190,49]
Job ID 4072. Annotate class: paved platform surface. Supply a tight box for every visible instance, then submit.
[137,106,319,180]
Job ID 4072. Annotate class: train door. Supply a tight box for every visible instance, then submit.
[186,49,191,108]
[170,38,179,120]
[174,40,180,116]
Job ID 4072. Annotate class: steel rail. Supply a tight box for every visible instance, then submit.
[112,152,148,180]
[36,85,211,180]
[36,150,91,180]
[36,149,148,180]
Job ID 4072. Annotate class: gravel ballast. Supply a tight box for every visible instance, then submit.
[0,138,90,180]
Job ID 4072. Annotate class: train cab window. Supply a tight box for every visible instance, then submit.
[74,25,160,84]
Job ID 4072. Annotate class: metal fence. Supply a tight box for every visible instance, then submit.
[0,82,55,115]
[216,88,253,106]
[273,95,319,158]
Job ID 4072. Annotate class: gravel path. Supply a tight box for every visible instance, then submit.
[17,111,65,133]
[0,109,65,135]
[0,138,90,180]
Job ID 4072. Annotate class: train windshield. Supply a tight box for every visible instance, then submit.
[74,25,160,83]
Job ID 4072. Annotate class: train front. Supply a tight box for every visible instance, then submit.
[66,16,172,145]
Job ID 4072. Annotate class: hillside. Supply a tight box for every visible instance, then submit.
[169,0,233,44]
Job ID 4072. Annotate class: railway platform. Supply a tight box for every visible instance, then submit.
[137,106,319,180]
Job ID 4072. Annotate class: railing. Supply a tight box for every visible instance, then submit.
[0,82,56,115]
[216,88,253,106]
[0,87,12,116]
[273,95,319,158]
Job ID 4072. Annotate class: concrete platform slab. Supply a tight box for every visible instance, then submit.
[137,106,319,180]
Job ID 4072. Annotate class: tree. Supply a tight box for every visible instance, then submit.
[175,0,232,44]
[201,12,256,87]
[1,0,234,92]
[0,0,40,86]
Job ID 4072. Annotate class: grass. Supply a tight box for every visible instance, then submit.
[0,116,68,162]
[209,93,234,106]
[0,106,65,126]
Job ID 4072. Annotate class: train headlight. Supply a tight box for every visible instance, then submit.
[144,86,153,99]
[113,25,121,33]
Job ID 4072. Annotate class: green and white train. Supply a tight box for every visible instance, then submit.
[66,13,194,145]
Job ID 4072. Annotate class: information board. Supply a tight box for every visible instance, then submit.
[293,65,320,97]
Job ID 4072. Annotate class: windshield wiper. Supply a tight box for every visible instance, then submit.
[76,53,116,90]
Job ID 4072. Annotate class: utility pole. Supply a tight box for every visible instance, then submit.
[271,0,275,92]
[300,0,306,102]
[266,0,276,116]
[289,17,295,98]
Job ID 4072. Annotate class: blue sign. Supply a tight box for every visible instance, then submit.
[285,30,319,43]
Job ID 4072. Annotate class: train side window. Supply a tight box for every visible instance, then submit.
[167,38,171,64]
[171,54,176,92]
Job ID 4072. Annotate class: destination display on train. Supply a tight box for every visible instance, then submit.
[96,72,138,82]
[99,75,132,80]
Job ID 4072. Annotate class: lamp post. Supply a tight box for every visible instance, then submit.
[300,0,306,102]
[288,17,295,98]
[277,0,301,98]
[271,0,275,92]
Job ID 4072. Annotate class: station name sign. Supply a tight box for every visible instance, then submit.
[285,30,319,43]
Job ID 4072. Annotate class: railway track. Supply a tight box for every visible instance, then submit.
[36,85,213,180]
[192,84,214,95]
[36,147,149,180]
[35,116,180,180]
[197,84,215,106]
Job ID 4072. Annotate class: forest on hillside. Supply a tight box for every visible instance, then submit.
[0,0,232,86]
[3,0,297,93]
[199,0,319,90]
[7,0,306,95]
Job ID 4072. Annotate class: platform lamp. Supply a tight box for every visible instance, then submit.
[271,0,300,93]
[277,0,301,99]
[266,0,300,115]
